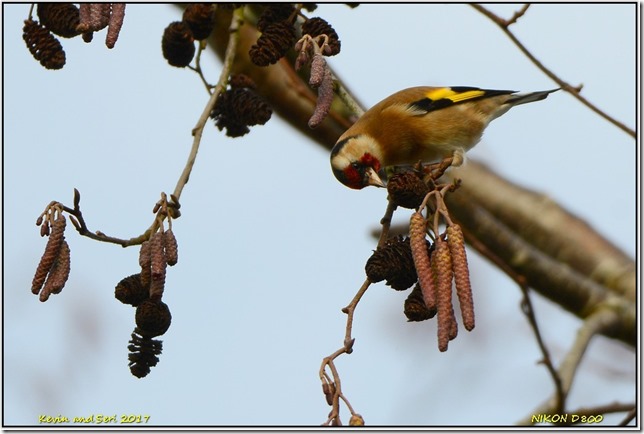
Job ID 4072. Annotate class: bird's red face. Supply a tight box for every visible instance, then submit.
[331,136,385,189]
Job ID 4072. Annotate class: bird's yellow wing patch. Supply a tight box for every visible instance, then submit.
[424,87,486,103]
[406,87,516,115]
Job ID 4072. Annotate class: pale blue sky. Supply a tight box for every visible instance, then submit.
[3,3,637,427]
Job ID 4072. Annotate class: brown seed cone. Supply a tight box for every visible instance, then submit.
[135,299,172,338]
[163,229,179,266]
[249,21,296,66]
[115,273,150,307]
[183,3,216,40]
[228,88,273,126]
[447,224,475,331]
[409,212,437,312]
[161,21,195,67]
[387,172,430,209]
[105,3,126,49]
[210,88,272,137]
[404,283,436,321]
[365,236,417,291]
[22,19,66,70]
[128,329,163,378]
[256,4,295,32]
[39,239,71,301]
[32,214,66,294]
[434,237,457,352]
[139,240,152,288]
[301,17,341,56]
[149,232,167,301]
[37,3,81,38]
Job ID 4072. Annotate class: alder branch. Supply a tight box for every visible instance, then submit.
[54,9,244,248]
[173,7,243,201]
[319,197,397,425]
[470,3,635,138]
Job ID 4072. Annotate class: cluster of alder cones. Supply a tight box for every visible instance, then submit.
[161,4,343,133]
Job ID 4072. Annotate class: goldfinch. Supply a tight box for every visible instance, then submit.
[330,86,559,189]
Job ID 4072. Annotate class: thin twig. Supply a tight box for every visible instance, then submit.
[519,286,565,413]
[471,4,635,138]
[377,197,398,248]
[332,72,365,118]
[173,8,244,201]
[319,194,399,423]
[188,40,214,94]
[505,4,530,26]
[61,190,154,247]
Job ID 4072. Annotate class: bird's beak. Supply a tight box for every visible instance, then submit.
[365,167,386,188]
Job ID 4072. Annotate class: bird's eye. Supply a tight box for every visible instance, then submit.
[351,162,361,170]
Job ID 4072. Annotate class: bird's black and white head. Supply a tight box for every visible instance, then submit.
[330,134,386,189]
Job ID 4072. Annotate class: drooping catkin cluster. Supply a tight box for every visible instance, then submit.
[77,3,126,47]
[294,17,342,128]
[116,226,178,379]
[32,208,72,302]
[23,4,126,69]
[409,211,475,352]
[210,74,272,137]
[133,227,178,311]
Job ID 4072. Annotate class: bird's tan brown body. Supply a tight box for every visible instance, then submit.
[331,86,558,189]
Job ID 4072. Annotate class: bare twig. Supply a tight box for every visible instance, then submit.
[188,40,215,94]
[505,4,530,26]
[519,286,565,413]
[173,8,244,201]
[319,194,401,424]
[471,4,635,138]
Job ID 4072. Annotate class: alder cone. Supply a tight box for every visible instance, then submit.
[37,3,81,38]
[23,19,66,70]
[161,21,195,67]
